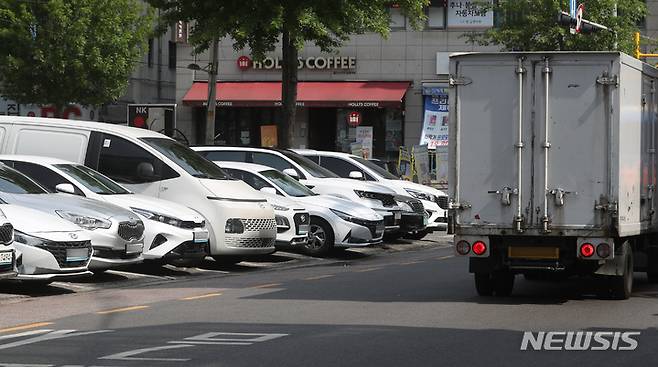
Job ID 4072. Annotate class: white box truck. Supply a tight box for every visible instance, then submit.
[449,52,658,299]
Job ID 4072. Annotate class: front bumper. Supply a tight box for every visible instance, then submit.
[334,218,385,248]
[14,242,92,277]
[423,199,447,231]
[17,270,92,281]
[399,212,428,233]
[88,225,145,270]
[141,220,209,265]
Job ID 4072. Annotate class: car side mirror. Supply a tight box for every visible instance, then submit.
[283,168,299,180]
[136,162,155,179]
[349,171,364,180]
[260,187,277,195]
[55,183,77,195]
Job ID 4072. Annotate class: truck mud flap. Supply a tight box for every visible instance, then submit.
[594,241,630,276]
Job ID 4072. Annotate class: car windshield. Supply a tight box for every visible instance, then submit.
[353,156,399,180]
[280,150,338,178]
[0,164,48,194]
[55,164,131,195]
[141,138,229,180]
[260,169,317,197]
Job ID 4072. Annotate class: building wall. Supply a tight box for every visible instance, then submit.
[176,26,498,148]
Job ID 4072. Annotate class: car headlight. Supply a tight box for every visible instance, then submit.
[354,190,378,199]
[405,189,436,202]
[272,204,290,211]
[275,215,291,231]
[14,230,49,247]
[225,218,244,234]
[331,209,362,223]
[56,211,112,230]
[131,207,184,228]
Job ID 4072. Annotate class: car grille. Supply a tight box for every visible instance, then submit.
[118,221,145,241]
[243,218,277,232]
[351,218,385,238]
[39,241,92,268]
[293,212,310,235]
[225,236,276,248]
[0,223,13,245]
[436,196,449,210]
[407,199,425,214]
[384,213,400,227]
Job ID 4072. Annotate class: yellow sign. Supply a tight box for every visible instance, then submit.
[260,125,278,147]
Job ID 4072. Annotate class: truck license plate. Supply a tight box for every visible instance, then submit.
[66,248,89,262]
[508,246,559,260]
[0,250,13,265]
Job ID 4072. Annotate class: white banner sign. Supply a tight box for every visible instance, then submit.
[355,126,373,159]
[447,1,494,28]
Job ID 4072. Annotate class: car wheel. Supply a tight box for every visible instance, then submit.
[304,218,334,257]
[403,229,430,241]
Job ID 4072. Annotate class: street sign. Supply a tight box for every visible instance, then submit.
[127,104,177,137]
[575,4,584,33]
[347,111,362,127]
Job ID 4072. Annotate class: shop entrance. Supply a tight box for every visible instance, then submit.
[308,108,337,151]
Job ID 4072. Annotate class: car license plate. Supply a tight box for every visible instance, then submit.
[298,224,310,235]
[394,212,402,220]
[0,250,13,265]
[66,248,89,262]
[126,243,144,254]
[508,246,559,260]
[193,230,209,243]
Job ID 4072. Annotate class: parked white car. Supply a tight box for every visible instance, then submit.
[0,163,144,271]
[0,156,209,266]
[1,204,92,283]
[263,193,310,250]
[294,149,449,236]
[192,146,402,233]
[0,211,17,279]
[0,116,276,264]
[220,162,385,255]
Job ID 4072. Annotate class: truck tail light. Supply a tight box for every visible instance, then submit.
[456,240,470,255]
[580,243,595,258]
[472,241,487,256]
[596,243,611,258]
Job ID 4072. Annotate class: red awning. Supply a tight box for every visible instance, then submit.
[182,81,410,108]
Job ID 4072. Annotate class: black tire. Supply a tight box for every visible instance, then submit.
[609,244,634,300]
[475,272,514,296]
[304,217,334,257]
[212,255,243,265]
[403,229,430,241]
[493,272,515,297]
[474,273,494,296]
[648,271,658,283]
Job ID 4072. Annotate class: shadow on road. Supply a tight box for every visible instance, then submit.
[0,281,74,297]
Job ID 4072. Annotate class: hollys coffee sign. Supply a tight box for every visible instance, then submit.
[237,55,356,71]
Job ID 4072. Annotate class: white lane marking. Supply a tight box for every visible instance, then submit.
[99,344,194,361]
[0,330,52,341]
[106,270,176,280]
[0,330,113,351]
[168,341,252,345]
[182,332,289,343]
[50,282,94,291]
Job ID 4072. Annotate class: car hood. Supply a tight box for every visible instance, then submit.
[0,204,84,234]
[295,195,383,221]
[303,177,396,196]
[199,178,267,201]
[261,193,306,211]
[105,194,205,222]
[385,179,446,197]
[0,192,138,221]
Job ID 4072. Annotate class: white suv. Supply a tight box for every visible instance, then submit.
[294,150,448,236]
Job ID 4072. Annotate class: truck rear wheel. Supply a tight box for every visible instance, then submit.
[475,272,514,297]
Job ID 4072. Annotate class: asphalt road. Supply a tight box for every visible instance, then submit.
[0,233,656,367]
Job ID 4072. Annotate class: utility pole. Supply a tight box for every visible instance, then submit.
[205,38,219,145]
